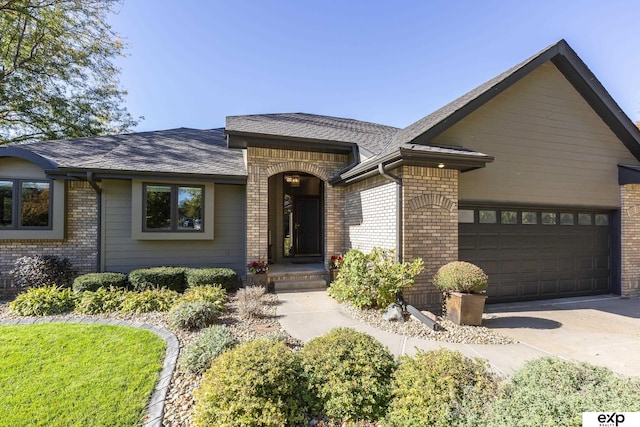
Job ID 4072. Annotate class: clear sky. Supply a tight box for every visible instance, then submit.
[108,0,640,132]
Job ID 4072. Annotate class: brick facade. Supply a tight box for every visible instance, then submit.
[344,175,397,252]
[0,181,99,286]
[400,166,459,311]
[245,147,349,272]
[620,184,640,297]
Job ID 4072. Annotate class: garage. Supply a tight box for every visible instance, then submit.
[458,207,612,303]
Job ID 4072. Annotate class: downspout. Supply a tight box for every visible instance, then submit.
[86,172,103,272]
[377,163,403,261]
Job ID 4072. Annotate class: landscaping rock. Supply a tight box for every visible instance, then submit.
[382,303,404,322]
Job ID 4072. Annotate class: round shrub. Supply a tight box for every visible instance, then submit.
[178,285,227,312]
[120,289,179,313]
[128,267,187,292]
[180,325,237,375]
[168,301,219,331]
[487,358,640,427]
[10,255,76,289]
[9,286,76,316]
[433,261,488,293]
[75,287,126,314]
[385,348,498,427]
[193,339,308,426]
[186,268,238,291]
[72,272,128,293]
[299,327,396,421]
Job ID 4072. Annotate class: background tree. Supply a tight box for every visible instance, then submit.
[0,0,138,145]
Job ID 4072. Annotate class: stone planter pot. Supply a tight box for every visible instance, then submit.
[248,273,271,291]
[330,268,340,283]
[445,291,487,326]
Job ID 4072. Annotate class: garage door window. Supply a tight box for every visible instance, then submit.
[479,210,497,223]
[501,211,518,224]
[578,213,592,225]
[561,213,574,225]
[522,211,537,224]
[542,212,557,225]
[595,214,609,226]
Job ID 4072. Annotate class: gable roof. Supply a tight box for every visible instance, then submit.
[0,128,246,182]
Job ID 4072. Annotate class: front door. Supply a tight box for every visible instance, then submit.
[294,197,320,255]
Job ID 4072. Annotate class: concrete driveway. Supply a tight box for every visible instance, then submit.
[276,291,640,377]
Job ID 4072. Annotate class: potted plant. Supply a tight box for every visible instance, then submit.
[329,255,343,283]
[247,260,269,289]
[433,261,488,326]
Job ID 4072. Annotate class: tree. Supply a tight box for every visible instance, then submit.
[0,0,138,145]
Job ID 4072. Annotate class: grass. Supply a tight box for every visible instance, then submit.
[0,323,166,427]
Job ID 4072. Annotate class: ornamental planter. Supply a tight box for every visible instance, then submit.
[330,268,340,283]
[248,273,270,291]
[445,292,487,326]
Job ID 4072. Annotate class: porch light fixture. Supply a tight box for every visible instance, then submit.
[285,174,300,187]
[437,163,445,169]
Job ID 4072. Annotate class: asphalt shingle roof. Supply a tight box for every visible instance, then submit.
[19,128,246,177]
[226,113,399,155]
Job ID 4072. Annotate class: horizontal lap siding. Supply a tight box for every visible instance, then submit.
[434,62,639,208]
[102,180,246,275]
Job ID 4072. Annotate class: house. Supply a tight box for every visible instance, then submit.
[2,39,640,310]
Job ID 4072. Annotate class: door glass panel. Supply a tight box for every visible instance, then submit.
[542,212,557,225]
[501,211,517,224]
[21,181,50,227]
[0,181,13,227]
[522,211,537,224]
[479,210,497,224]
[578,213,592,225]
[561,213,574,225]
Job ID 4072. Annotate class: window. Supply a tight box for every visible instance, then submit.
[143,183,203,232]
[0,179,51,229]
[458,209,474,223]
[479,210,497,224]
[522,211,537,224]
[501,210,518,224]
[578,213,592,225]
[560,213,574,225]
[541,212,557,225]
[595,214,609,226]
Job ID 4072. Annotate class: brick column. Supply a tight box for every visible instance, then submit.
[400,166,459,311]
[620,184,640,297]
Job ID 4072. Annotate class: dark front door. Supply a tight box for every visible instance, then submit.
[295,197,320,256]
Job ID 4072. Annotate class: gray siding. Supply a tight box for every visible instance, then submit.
[102,179,246,275]
[433,62,640,208]
[344,174,397,252]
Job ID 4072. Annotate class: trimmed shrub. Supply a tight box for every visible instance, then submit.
[128,267,187,292]
[433,261,488,293]
[328,248,424,309]
[168,301,219,331]
[8,286,76,316]
[121,289,179,313]
[72,272,128,293]
[486,358,640,427]
[10,255,76,289]
[186,268,238,291]
[193,339,308,426]
[180,325,237,375]
[235,286,265,319]
[178,285,227,312]
[385,349,498,427]
[299,327,396,421]
[75,287,126,314]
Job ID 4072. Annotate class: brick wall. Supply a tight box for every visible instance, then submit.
[344,175,397,252]
[0,181,99,287]
[246,147,349,271]
[620,184,640,297]
[400,166,459,311]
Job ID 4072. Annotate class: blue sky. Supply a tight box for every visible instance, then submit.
[108,0,640,132]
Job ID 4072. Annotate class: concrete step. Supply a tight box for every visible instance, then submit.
[273,278,327,292]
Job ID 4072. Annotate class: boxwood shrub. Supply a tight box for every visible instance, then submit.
[486,358,640,426]
[433,261,488,293]
[185,268,238,291]
[72,272,128,293]
[128,267,187,292]
[193,339,309,426]
[8,286,76,316]
[385,348,498,427]
[298,327,396,421]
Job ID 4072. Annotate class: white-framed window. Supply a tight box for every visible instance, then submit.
[0,179,52,229]
[131,180,214,240]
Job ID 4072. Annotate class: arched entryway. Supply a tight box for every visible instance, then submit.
[268,172,324,264]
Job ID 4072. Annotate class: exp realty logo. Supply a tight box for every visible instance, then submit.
[583,412,640,427]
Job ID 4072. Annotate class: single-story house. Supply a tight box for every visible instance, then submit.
[2,39,640,310]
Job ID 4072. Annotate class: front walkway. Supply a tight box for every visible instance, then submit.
[276,290,640,377]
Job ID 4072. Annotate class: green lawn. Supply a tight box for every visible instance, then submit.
[0,323,166,427]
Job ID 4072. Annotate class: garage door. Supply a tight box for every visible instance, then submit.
[458,207,611,303]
